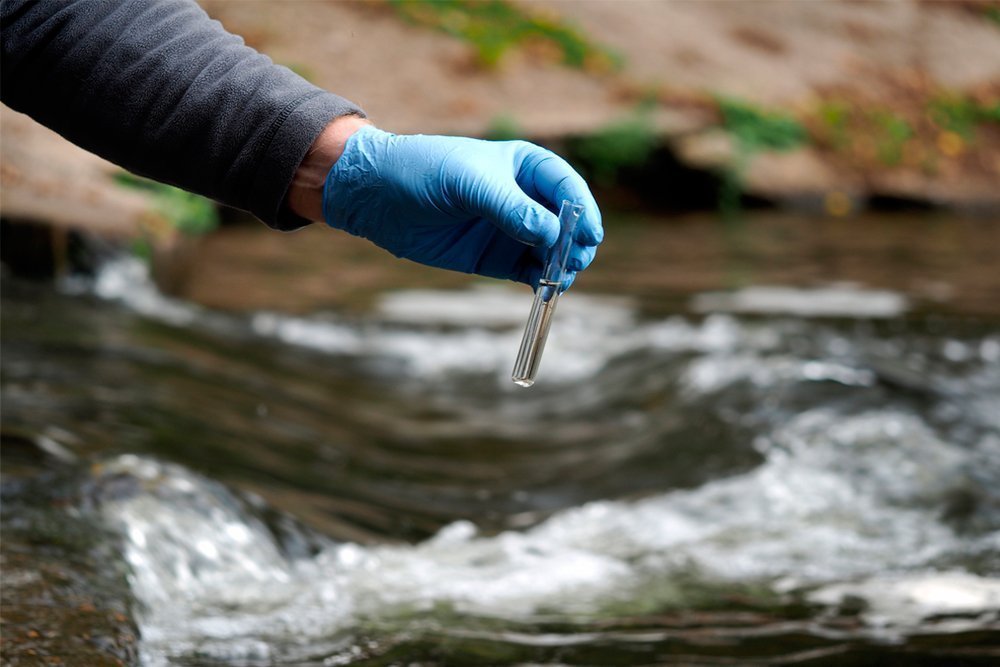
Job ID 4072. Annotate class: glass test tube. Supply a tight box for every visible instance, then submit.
[511,200,584,387]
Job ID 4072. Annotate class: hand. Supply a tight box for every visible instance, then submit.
[320,125,603,289]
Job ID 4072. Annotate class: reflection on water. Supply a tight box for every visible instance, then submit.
[177,211,1000,317]
[3,211,1000,665]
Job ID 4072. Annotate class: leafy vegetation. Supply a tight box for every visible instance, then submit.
[815,101,851,150]
[808,88,999,172]
[114,173,219,236]
[986,4,1000,28]
[488,87,997,214]
[717,98,807,153]
[388,0,621,71]
[927,94,1000,139]
[714,98,807,216]
[871,111,913,166]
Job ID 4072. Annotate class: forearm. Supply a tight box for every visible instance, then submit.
[287,115,372,223]
[0,0,364,230]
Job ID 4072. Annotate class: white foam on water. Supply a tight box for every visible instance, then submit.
[254,286,649,384]
[77,259,920,392]
[250,311,363,355]
[89,257,201,327]
[811,572,1000,631]
[80,259,639,383]
[83,258,795,386]
[98,403,999,664]
[692,284,909,318]
[77,258,999,664]
[237,293,859,388]
[377,286,634,329]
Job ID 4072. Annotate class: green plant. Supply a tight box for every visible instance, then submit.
[717,97,807,153]
[986,5,1000,28]
[129,237,153,263]
[114,173,219,235]
[816,100,851,149]
[714,98,807,217]
[980,102,1000,123]
[927,94,1000,139]
[570,115,657,185]
[871,111,912,166]
[388,0,621,70]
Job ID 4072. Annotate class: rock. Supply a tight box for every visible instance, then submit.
[675,129,736,169]
[743,148,857,200]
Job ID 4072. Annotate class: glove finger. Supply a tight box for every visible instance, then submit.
[514,261,544,289]
[512,258,576,291]
[464,175,560,249]
[528,243,549,263]
[515,144,604,247]
[566,243,597,272]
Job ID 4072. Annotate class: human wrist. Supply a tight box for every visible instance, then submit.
[287,114,372,223]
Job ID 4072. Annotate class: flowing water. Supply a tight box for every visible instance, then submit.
[2,212,1000,665]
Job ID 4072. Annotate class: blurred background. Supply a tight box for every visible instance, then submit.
[2,1,1000,665]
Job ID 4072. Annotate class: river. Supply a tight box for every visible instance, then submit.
[2,211,999,665]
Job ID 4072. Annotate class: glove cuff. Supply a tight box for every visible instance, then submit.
[321,125,391,237]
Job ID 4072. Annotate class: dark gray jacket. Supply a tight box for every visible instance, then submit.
[1,0,364,230]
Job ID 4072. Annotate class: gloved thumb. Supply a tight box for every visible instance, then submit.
[470,181,560,248]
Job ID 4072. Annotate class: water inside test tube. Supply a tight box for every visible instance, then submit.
[511,200,583,387]
[511,280,560,387]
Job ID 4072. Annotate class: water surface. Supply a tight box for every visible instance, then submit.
[3,211,999,665]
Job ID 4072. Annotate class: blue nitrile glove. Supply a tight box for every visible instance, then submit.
[322,126,602,289]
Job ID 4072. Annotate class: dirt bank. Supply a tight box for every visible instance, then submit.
[202,0,1000,210]
[2,0,999,238]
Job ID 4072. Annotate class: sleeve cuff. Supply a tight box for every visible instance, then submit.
[247,89,365,231]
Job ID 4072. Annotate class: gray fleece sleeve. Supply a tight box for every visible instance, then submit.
[1,0,365,230]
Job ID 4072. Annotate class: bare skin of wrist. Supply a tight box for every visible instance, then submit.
[287,114,372,223]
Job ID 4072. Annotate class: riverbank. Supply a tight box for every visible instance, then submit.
[3,1,999,242]
[202,0,1000,211]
